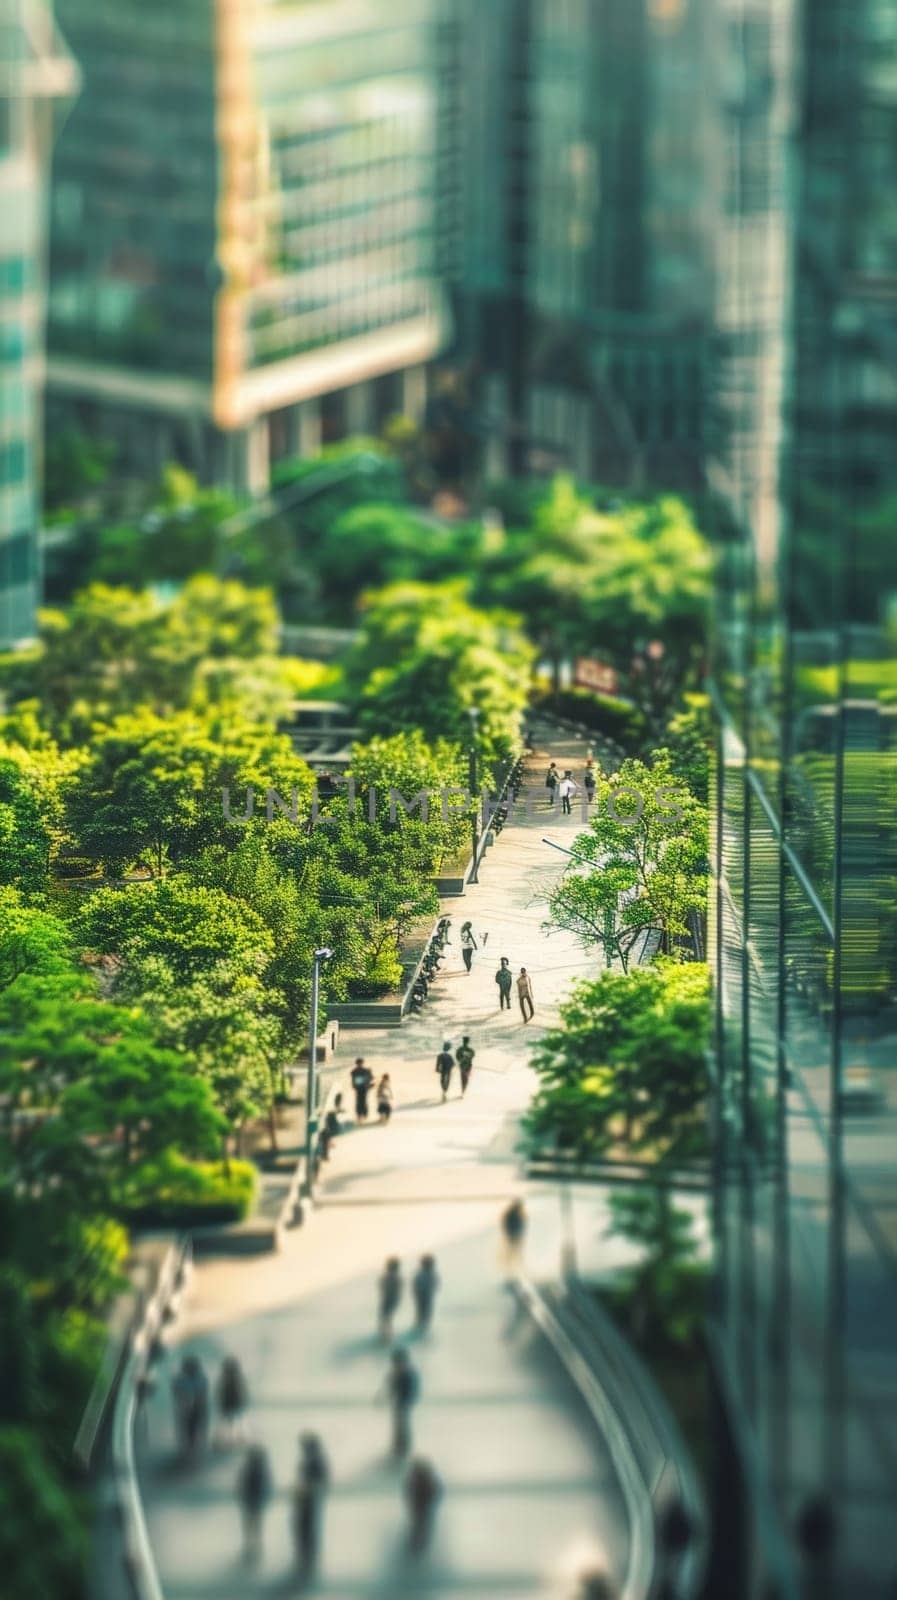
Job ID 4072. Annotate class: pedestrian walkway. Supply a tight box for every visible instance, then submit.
[137,722,634,1599]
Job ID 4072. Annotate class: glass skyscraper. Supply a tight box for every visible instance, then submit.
[708,1,897,1594]
[47,0,449,490]
[0,0,75,648]
[446,0,716,487]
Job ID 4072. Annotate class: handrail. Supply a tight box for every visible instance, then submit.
[515,1275,656,1600]
[103,1237,191,1600]
[564,1279,706,1599]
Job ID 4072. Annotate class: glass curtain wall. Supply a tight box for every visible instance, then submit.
[710,1,897,1594]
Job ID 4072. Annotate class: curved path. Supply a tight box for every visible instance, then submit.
[137,724,634,1599]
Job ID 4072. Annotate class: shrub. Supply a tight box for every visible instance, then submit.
[117,1153,257,1227]
[348,946,405,1000]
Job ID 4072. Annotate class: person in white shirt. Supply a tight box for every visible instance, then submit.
[459,921,478,972]
[558,771,578,815]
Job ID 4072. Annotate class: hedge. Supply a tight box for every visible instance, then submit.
[117,1154,257,1228]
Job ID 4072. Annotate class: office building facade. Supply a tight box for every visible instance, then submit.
[446,0,716,488]
[708,1,897,1594]
[47,0,450,491]
[0,0,75,646]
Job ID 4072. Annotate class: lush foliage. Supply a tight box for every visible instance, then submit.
[604,1187,708,1347]
[345,580,534,771]
[116,1154,257,1227]
[546,750,708,967]
[525,961,710,1165]
[0,891,224,1597]
[475,479,712,722]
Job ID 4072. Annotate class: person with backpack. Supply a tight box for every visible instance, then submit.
[583,755,598,805]
[495,956,514,1011]
[456,1036,475,1096]
[435,1041,455,1102]
[351,1058,373,1121]
[382,1348,420,1458]
[545,762,560,806]
[377,1257,403,1342]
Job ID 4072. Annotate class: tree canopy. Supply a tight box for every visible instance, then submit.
[546,750,708,967]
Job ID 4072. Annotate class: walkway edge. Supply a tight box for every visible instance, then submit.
[103,1240,190,1600]
[516,1274,655,1600]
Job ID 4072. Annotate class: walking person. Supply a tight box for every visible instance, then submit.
[495,956,513,1011]
[435,1040,455,1102]
[406,1458,443,1555]
[517,967,535,1022]
[351,1058,373,1122]
[376,1073,394,1124]
[559,770,578,815]
[382,1348,420,1459]
[500,1198,528,1277]
[412,1255,440,1334]
[215,1355,249,1448]
[459,921,478,972]
[237,1443,272,1565]
[545,761,560,806]
[377,1257,403,1342]
[583,757,598,806]
[172,1353,209,1461]
[456,1035,475,1096]
[291,1432,329,1583]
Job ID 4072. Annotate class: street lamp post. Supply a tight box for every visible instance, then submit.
[304,947,333,1201]
[467,706,481,884]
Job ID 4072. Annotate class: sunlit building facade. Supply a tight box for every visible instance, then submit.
[0,0,74,646]
[708,1,897,1594]
[47,0,449,490]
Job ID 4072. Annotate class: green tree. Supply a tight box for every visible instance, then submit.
[65,707,313,877]
[43,425,116,510]
[88,469,240,586]
[115,955,278,1148]
[313,503,477,601]
[546,751,708,967]
[0,704,85,871]
[346,581,534,770]
[77,878,273,985]
[478,482,712,721]
[77,878,281,1140]
[665,694,713,807]
[0,759,50,893]
[16,578,284,738]
[605,1186,706,1345]
[0,889,73,989]
[0,1428,87,1600]
[526,962,710,1163]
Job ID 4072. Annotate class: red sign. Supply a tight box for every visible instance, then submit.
[574,657,619,695]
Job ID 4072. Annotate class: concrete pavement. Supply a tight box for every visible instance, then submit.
[137,723,636,1599]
